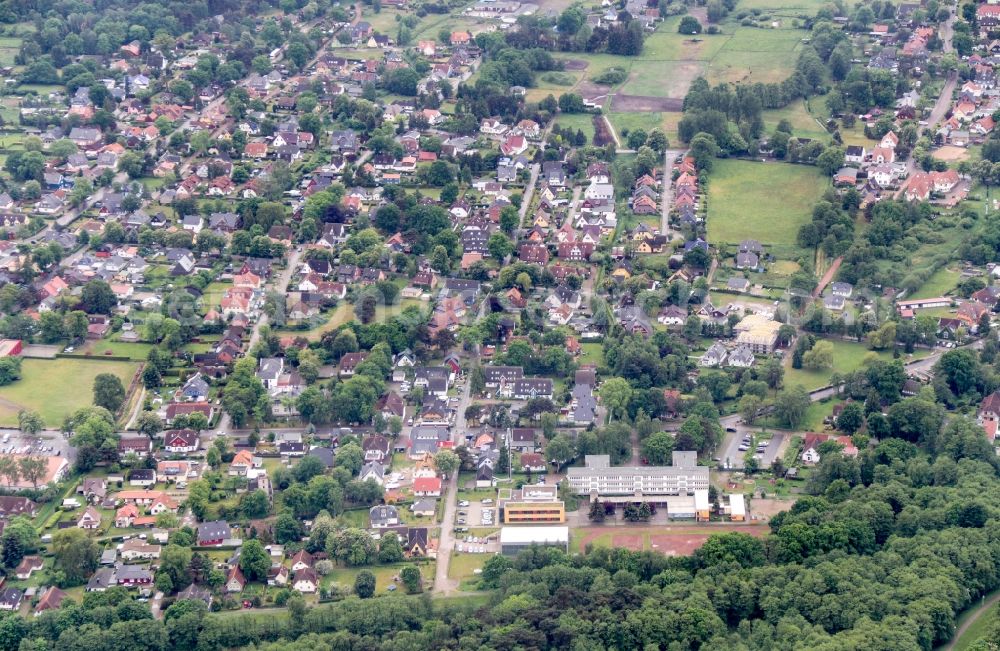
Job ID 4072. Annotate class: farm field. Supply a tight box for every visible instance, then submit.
[556,19,803,110]
[783,339,929,392]
[0,358,139,425]
[705,28,804,85]
[706,159,826,252]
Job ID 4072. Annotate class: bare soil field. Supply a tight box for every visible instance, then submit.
[611,534,644,551]
[611,94,684,112]
[933,145,969,162]
[575,524,769,555]
[562,58,589,71]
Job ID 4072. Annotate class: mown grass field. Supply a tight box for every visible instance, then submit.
[274,299,426,342]
[910,267,960,299]
[762,97,831,141]
[783,339,928,392]
[706,159,826,251]
[552,113,596,143]
[0,358,139,425]
[706,28,805,85]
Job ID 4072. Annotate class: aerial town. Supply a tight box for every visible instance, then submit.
[0,0,994,648]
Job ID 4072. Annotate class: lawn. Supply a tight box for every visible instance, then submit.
[322,562,434,595]
[275,299,425,342]
[762,96,831,141]
[783,339,927,392]
[447,552,486,590]
[910,267,960,299]
[0,358,139,425]
[578,343,604,367]
[706,159,827,253]
[72,339,154,360]
[553,113,596,143]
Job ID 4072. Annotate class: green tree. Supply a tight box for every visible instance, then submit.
[434,449,459,477]
[354,569,376,598]
[17,410,43,438]
[378,532,404,563]
[52,528,99,586]
[641,431,675,465]
[159,544,193,592]
[599,377,633,421]
[836,402,865,434]
[545,433,574,470]
[239,539,270,582]
[93,373,126,412]
[773,386,810,429]
[679,15,703,34]
[400,565,422,593]
[588,499,606,522]
[802,340,834,370]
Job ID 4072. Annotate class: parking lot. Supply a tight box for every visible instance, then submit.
[454,498,495,529]
[454,533,498,554]
[0,430,74,462]
[719,428,785,470]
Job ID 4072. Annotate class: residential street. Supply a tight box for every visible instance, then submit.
[661,148,684,239]
[210,247,302,437]
[432,366,474,595]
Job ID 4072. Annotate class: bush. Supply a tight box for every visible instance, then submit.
[679,15,703,34]
[540,72,575,86]
[593,68,628,85]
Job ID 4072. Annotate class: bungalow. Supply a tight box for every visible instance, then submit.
[411,498,437,517]
[0,588,23,611]
[15,556,43,580]
[34,587,67,616]
[118,436,153,460]
[121,539,162,561]
[413,476,443,497]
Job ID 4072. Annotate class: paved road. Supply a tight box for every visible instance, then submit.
[433,366,474,595]
[518,163,540,224]
[898,6,958,185]
[211,247,302,437]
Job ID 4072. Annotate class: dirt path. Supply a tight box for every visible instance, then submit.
[946,591,1000,651]
[603,115,622,149]
[812,256,842,299]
